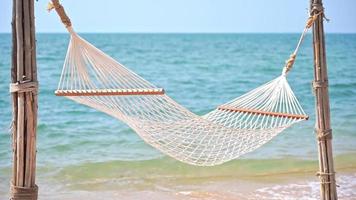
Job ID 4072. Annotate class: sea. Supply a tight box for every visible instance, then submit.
[1,33,356,199]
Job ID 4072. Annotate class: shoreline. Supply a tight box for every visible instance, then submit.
[1,154,356,199]
[1,171,355,199]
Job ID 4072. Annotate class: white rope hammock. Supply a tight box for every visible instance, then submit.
[49,0,315,166]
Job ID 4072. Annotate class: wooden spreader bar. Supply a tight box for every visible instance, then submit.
[218,106,309,120]
[55,88,165,96]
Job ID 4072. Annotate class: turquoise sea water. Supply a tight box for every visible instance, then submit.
[1,33,356,198]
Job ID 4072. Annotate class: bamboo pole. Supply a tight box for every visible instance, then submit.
[310,0,337,199]
[10,0,38,199]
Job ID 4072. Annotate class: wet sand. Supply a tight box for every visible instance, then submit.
[1,171,355,199]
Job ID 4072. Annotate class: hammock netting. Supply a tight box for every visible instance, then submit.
[50,0,311,166]
[55,28,307,166]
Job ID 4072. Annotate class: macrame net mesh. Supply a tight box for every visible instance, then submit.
[56,29,307,166]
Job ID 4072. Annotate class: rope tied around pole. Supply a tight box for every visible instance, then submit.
[311,2,337,198]
[316,171,337,188]
[306,11,323,28]
[311,3,324,13]
[311,3,330,22]
[282,11,324,76]
[9,81,38,94]
[10,184,38,200]
[316,171,335,185]
[312,80,329,89]
[312,80,329,94]
[316,128,332,141]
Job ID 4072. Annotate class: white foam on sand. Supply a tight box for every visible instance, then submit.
[249,173,356,200]
[1,173,356,199]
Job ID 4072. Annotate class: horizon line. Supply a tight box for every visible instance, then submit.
[0,31,355,34]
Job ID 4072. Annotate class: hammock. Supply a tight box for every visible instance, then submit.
[49,0,316,166]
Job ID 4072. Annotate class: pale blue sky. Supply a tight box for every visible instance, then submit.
[1,0,355,33]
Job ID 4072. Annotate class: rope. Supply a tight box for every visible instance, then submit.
[316,171,336,185]
[282,11,324,76]
[306,12,323,28]
[9,81,38,93]
[316,128,332,141]
[312,80,329,95]
[49,1,309,166]
[48,0,72,28]
[312,80,328,89]
[10,184,38,200]
[282,53,297,75]
[51,27,308,166]
[47,0,324,78]
[311,3,324,13]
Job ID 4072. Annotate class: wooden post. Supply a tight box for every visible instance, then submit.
[310,0,337,199]
[10,0,38,199]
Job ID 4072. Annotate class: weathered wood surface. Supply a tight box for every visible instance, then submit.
[55,88,165,96]
[218,106,309,120]
[10,0,38,199]
[310,0,337,199]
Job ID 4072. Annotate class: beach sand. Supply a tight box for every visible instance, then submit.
[1,153,356,199]
[8,173,356,199]
[1,168,355,199]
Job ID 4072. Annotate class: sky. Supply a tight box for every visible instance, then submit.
[0,0,355,33]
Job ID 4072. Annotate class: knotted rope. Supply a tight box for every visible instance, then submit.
[47,0,72,28]
[9,80,38,134]
[282,11,324,76]
[316,171,335,185]
[306,11,323,28]
[10,184,38,200]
